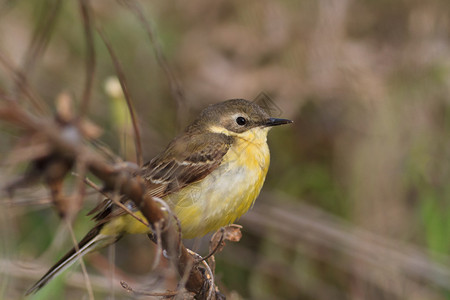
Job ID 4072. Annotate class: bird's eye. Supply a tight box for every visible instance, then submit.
[236,116,247,126]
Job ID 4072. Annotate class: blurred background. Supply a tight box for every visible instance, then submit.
[1,0,450,299]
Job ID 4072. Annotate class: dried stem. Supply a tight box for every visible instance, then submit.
[21,0,62,76]
[96,26,143,167]
[198,228,225,264]
[0,52,48,114]
[80,174,149,227]
[11,0,62,113]
[120,280,178,298]
[0,103,211,298]
[77,0,96,117]
[119,0,186,128]
[66,218,95,300]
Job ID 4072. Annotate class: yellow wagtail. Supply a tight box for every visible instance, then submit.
[26,99,292,294]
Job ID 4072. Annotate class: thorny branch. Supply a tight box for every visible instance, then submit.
[0,101,219,299]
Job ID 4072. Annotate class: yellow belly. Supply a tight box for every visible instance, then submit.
[167,138,270,238]
[101,131,270,239]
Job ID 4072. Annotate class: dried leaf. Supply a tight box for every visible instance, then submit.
[209,224,242,255]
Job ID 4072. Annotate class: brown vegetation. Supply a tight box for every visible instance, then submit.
[1,0,450,299]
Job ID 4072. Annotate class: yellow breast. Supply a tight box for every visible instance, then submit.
[166,127,270,238]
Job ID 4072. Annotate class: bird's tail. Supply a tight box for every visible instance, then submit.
[26,226,120,295]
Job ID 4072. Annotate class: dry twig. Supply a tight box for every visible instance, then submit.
[96,26,143,166]
[119,0,187,128]
[0,102,216,299]
[77,0,96,117]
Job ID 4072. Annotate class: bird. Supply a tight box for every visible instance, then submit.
[26,98,292,294]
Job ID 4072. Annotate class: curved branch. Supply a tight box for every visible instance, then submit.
[0,103,211,298]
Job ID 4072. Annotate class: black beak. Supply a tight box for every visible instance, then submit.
[264,118,293,127]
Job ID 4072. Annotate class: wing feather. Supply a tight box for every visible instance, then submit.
[90,132,232,224]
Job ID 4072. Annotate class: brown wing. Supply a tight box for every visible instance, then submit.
[90,132,232,223]
[142,132,232,198]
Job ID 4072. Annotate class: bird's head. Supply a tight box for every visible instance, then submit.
[191,99,292,139]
